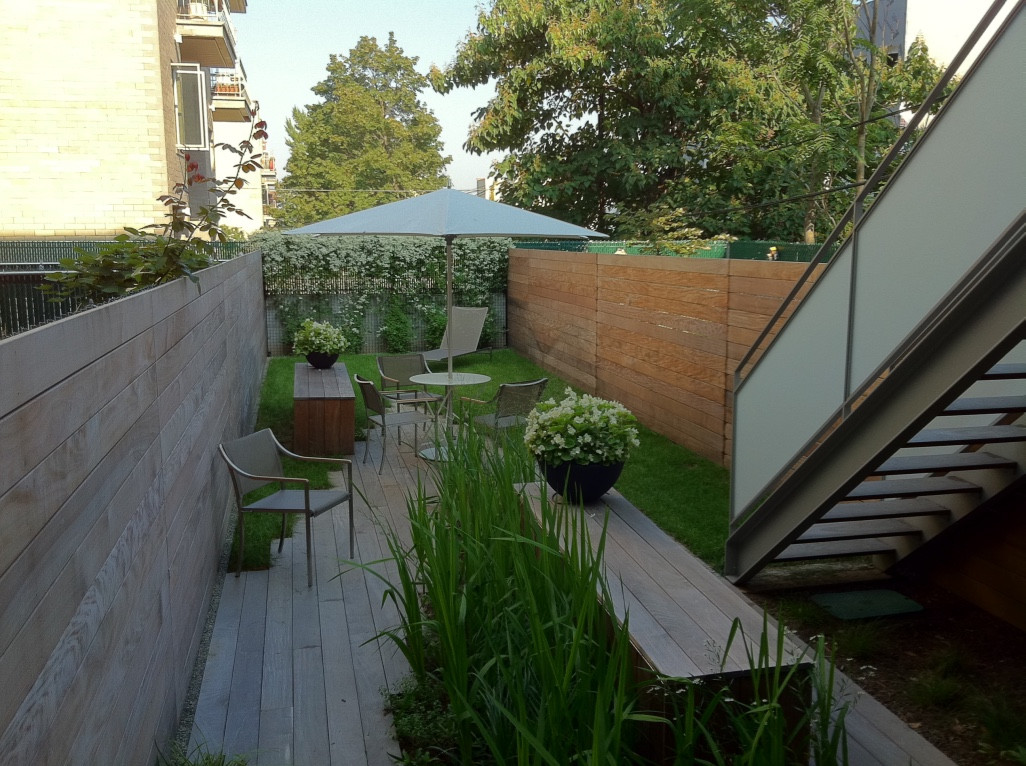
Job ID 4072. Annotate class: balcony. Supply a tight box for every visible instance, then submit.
[210,67,253,121]
[176,1,238,68]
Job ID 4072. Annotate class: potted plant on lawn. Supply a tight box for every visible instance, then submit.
[293,318,347,369]
[524,387,640,504]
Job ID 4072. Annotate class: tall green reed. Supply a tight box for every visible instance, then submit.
[368,423,850,764]
[374,424,650,763]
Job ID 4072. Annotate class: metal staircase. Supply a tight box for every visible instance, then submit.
[769,358,1026,572]
[724,1,1026,585]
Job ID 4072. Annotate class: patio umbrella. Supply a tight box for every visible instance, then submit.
[286,187,607,375]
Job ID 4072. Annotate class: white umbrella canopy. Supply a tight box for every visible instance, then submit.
[286,188,608,374]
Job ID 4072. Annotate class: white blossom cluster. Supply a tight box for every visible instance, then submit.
[524,387,640,466]
[292,318,348,355]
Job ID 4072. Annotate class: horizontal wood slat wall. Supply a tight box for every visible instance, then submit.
[0,253,266,765]
[510,250,817,465]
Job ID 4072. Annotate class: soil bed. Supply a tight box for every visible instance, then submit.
[747,574,1026,766]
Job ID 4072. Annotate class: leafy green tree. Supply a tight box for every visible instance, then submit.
[433,0,715,233]
[279,33,451,228]
[436,0,948,243]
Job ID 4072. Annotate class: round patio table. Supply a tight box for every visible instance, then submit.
[409,371,491,460]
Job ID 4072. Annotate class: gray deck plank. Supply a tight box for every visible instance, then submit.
[257,537,294,766]
[190,575,244,751]
[224,570,268,760]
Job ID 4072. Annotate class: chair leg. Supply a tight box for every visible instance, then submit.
[306,513,314,587]
[278,513,286,552]
[348,496,355,558]
[378,423,386,474]
[236,512,244,578]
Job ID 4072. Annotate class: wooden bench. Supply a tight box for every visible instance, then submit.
[293,362,355,456]
[521,483,957,765]
[522,483,799,679]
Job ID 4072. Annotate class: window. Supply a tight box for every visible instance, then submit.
[172,63,208,149]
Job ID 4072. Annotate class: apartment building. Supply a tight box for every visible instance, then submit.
[0,0,273,238]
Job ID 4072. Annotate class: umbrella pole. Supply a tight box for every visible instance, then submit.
[446,235,454,379]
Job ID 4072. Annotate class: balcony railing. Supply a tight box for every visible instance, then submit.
[210,68,247,99]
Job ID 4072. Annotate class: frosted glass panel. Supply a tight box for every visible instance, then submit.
[850,11,1026,388]
[732,249,851,513]
[732,9,1026,519]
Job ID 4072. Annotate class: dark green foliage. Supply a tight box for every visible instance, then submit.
[976,697,1026,758]
[433,0,948,242]
[278,33,450,228]
[384,676,459,764]
[381,296,414,352]
[371,425,849,763]
[156,741,248,766]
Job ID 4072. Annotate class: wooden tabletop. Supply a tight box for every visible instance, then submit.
[294,362,355,400]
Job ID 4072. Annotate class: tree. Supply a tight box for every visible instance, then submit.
[279,34,450,228]
[436,0,948,242]
[433,0,717,233]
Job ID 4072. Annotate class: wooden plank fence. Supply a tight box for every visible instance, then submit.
[509,249,822,465]
[0,254,266,765]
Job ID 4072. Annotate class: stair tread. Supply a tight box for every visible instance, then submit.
[981,362,1026,380]
[776,538,896,561]
[909,425,1026,446]
[846,476,979,499]
[798,519,921,542]
[873,451,1017,474]
[823,498,951,521]
[943,395,1026,415]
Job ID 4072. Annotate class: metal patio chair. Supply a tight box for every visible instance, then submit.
[460,378,549,432]
[376,352,443,421]
[218,428,354,587]
[355,373,437,474]
[421,306,489,363]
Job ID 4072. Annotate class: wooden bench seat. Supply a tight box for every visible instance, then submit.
[523,484,799,679]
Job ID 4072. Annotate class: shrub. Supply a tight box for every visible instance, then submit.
[381,296,414,352]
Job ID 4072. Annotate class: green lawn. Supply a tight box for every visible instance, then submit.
[236,349,730,571]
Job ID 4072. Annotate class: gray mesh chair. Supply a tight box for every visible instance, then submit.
[421,306,488,363]
[355,373,437,474]
[219,428,353,587]
[376,353,443,417]
[461,378,548,431]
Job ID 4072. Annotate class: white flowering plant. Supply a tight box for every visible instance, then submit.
[292,318,348,355]
[524,388,640,466]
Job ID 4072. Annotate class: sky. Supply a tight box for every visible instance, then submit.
[232,1,500,192]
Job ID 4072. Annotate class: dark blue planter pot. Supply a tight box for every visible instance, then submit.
[541,460,625,504]
[305,352,339,369]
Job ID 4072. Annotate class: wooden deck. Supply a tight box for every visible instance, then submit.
[188,430,955,765]
[188,432,425,765]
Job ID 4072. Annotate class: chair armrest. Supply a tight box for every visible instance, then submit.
[231,466,310,487]
[381,374,400,388]
[277,447,352,469]
[459,395,489,405]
